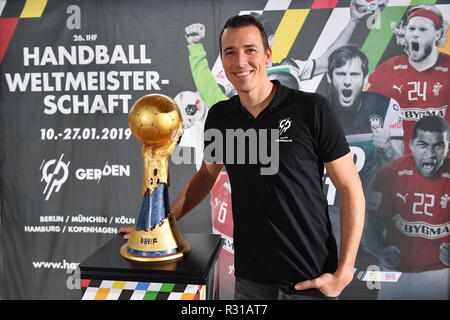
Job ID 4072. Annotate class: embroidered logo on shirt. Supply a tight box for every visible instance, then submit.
[392,84,403,93]
[441,194,450,209]
[279,117,292,135]
[434,66,448,72]
[393,64,408,70]
[369,115,383,131]
[398,170,413,176]
[396,192,408,203]
[277,117,293,143]
[433,82,442,96]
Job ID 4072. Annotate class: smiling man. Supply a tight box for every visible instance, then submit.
[369,116,450,299]
[218,17,275,116]
[117,14,365,300]
[366,4,449,153]
[166,14,365,300]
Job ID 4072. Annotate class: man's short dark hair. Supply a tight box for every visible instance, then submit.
[219,14,269,55]
[249,12,274,37]
[412,115,449,140]
[327,44,369,79]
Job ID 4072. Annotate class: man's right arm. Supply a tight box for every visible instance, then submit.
[171,160,224,221]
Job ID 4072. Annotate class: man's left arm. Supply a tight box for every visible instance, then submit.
[295,152,365,297]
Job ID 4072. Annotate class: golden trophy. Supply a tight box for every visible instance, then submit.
[120,94,191,262]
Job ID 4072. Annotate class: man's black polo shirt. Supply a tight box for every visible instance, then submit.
[204,80,350,288]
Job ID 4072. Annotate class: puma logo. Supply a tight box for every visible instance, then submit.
[393,84,403,93]
[396,192,408,203]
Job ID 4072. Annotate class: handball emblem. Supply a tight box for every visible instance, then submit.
[279,117,292,135]
[40,153,70,201]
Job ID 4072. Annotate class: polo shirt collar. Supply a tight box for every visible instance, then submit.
[230,80,288,113]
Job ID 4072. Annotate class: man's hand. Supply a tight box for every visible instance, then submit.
[294,270,353,297]
[117,226,133,240]
[349,0,374,23]
[185,23,205,45]
[150,129,183,158]
[372,128,404,161]
[372,127,392,151]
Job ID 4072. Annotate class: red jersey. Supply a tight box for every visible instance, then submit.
[210,171,234,244]
[368,52,449,153]
[210,171,236,298]
[372,155,450,272]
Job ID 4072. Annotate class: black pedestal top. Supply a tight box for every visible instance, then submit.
[79,233,223,284]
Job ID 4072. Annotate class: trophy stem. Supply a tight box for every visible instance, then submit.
[120,184,190,262]
[142,146,168,195]
[136,185,169,231]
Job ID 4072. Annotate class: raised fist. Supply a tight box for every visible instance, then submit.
[185,23,205,45]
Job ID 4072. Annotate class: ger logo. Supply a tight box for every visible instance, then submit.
[40,153,70,201]
[279,117,292,135]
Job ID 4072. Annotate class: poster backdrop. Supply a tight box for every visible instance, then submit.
[0,0,449,300]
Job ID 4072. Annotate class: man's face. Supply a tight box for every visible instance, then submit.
[405,16,438,62]
[330,57,366,109]
[410,129,448,178]
[221,25,271,95]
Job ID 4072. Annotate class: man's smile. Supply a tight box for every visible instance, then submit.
[234,70,253,78]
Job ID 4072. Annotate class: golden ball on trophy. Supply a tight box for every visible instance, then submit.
[128,94,183,146]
